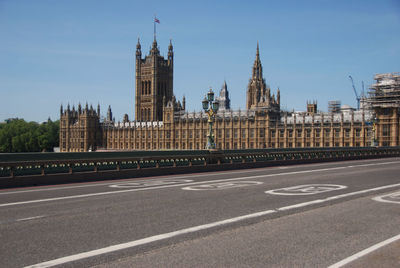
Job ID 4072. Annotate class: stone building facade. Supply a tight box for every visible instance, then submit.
[59,40,400,152]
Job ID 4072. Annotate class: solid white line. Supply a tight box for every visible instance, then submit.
[16,215,45,222]
[1,161,399,208]
[328,233,400,268]
[1,158,397,196]
[24,209,277,268]
[25,182,400,268]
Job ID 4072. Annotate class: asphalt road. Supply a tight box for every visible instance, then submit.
[1,157,399,268]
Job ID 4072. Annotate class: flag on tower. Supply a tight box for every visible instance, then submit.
[154,17,160,24]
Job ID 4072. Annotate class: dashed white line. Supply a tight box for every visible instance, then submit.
[24,182,400,268]
[328,233,400,268]
[16,215,45,222]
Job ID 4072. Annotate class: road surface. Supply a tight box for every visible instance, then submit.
[1,157,399,267]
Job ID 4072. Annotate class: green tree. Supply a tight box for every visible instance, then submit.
[0,118,59,153]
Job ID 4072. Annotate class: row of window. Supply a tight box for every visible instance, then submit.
[105,128,369,140]
[107,141,370,151]
[141,81,169,96]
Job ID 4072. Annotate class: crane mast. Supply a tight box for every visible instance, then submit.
[349,75,360,110]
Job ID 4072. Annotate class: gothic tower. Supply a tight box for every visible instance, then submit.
[135,38,174,121]
[246,43,280,112]
[217,80,231,111]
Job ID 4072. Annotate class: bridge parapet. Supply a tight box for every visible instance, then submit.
[1,147,399,179]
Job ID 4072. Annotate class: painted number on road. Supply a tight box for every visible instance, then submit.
[109,179,193,188]
[373,191,400,204]
[265,184,347,195]
[182,181,263,191]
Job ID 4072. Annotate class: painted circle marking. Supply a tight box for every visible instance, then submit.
[265,184,347,195]
[182,181,263,191]
[373,191,400,204]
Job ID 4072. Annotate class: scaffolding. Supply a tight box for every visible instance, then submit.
[328,100,341,113]
[368,72,400,108]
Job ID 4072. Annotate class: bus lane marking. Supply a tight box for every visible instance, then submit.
[265,184,347,196]
[372,190,400,204]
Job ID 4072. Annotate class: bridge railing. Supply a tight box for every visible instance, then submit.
[1,147,399,178]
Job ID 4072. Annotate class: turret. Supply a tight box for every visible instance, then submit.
[107,105,112,122]
[277,88,280,105]
[97,103,100,116]
[182,95,186,110]
[150,38,159,56]
[136,38,141,60]
[168,39,173,66]
[78,103,82,114]
[60,104,63,115]
[123,114,129,123]
[217,80,231,111]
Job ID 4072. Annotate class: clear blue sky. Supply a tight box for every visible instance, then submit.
[1,0,399,122]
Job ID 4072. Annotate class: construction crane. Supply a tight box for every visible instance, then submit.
[349,75,360,110]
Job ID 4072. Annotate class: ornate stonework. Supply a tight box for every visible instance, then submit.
[59,42,400,152]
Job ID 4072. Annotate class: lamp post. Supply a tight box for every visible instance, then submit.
[371,115,378,147]
[202,88,219,150]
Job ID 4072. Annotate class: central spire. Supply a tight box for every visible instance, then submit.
[252,42,263,80]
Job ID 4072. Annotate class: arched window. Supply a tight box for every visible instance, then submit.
[141,82,144,95]
[148,81,151,95]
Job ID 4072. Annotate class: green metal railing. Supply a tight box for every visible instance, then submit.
[0,147,399,178]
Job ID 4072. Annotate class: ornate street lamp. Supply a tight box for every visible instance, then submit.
[202,88,219,149]
[371,115,378,147]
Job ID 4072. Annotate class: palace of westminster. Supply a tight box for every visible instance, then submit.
[59,38,400,152]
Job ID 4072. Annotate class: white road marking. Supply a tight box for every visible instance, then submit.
[16,215,45,222]
[1,159,398,196]
[328,233,400,268]
[25,182,400,268]
[1,161,399,208]
[109,179,193,188]
[182,181,263,191]
[372,190,400,204]
[278,183,400,211]
[0,168,268,195]
[24,209,277,268]
[266,184,347,196]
